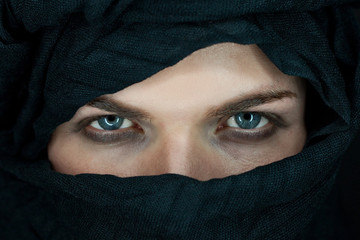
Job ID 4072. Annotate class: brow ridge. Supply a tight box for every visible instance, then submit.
[206,90,297,118]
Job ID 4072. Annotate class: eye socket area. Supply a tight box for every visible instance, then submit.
[226,112,270,129]
[90,115,134,131]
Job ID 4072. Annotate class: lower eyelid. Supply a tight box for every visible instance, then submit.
[82,127,143,144]
[217,125,277,142]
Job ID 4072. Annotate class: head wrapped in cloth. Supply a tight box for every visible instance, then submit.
[0,0,359,239]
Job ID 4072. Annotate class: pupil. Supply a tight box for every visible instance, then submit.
[107,115,116,122]
[243,113,252,121]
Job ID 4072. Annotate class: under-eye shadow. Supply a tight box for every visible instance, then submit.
[218,125,277,142]
[82,127,144,144]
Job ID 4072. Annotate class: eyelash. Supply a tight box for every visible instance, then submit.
[79,112,285,144]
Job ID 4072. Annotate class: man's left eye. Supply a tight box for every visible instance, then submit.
[227,112,269,129]
[90,115,133,130]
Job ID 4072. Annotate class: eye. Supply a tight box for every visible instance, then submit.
[90,115,134,130]
[226,112,269,129]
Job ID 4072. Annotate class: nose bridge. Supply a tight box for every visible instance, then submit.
[155,128,216,180]
[161,134,194,174]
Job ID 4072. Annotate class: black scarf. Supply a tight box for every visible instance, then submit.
[1,1,360,239]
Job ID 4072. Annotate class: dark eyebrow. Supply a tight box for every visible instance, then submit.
[87,96,150,120]
[206,90,297,118]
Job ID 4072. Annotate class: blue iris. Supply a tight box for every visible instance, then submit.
[235,112,261,129]
[98,116,123,130]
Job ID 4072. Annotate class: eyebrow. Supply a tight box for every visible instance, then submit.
[206,90,297,118]
[87,96,151,120]
[87,89,296,120]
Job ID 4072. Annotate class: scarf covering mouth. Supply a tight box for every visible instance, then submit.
[1,0,360,239]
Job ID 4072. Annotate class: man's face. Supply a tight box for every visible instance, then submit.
[48,43,306,181]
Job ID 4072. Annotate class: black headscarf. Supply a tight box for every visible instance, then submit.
[1,1,359,239]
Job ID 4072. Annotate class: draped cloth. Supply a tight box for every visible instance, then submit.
[1,0,360,239]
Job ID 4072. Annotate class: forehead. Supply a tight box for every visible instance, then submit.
[179,42,283,77]
[104,43,303,117]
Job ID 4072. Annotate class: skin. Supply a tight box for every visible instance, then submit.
[48,43,307,181]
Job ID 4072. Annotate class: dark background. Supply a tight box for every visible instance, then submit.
[342,7,359,174]
[343,8,360,187]
[336,7,360,237]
